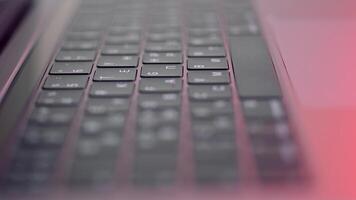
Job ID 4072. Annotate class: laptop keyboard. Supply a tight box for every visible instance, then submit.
[2,0,302,191]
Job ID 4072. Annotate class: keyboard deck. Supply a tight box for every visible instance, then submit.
[1,0,303,192]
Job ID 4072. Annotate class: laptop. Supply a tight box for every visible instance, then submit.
[0,0,355,199]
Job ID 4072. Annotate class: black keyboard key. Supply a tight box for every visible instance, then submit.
[253,142,299,171]
[145,41,182,52]
[90,82,134,97]
[189,28,219,37]
[97,55,139,68]
[70,160,115,185]
[62,40,98,50]
[102,45,139,55]
[29,107,76,125]
[188,58,228,70]
[191,100,233,119]
[80,114,126,136]
[93,68,137,81]
[66,31,101,41]
[242,99,286,120]
[136,126,179,154]
[86,98,129,115]
[50,62,93,75]
[230,36,281,98]
[139,78,182,93]
[196,165,237,184]
[188,46,225,57]
[189,85,231,100]
[105,34,140,44]
[141,65,182,78]
[43,75,88,90]
[138,93,181,109]
[22,126,68,148]
[55,50,96,62]
[189,36,223,46]
[147,32,181,42]
[143,52,182,64]
[36,90,83,106]
[188,71,230,84]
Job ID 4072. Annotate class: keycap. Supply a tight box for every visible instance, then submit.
[190,100,233,119]
[189,85,231,100]
[188,58,228,70]
[97,55,139,68]
[86,98,129,115]
[66,31,101,41]
[80,114,126,135]
[136,127,179,153]
[62,41,98,50]
[90,82,134,97]
[70,161,115,185]
[29,107,75,125]
[189,28,219,37]
[43,75,88,89]
[50,62,93,75]
[189,36,223,46]
[139,78,182,93]
[145,41,182,52]
[36,90,83,106]
[102,45,139,55]
[194,140,236,164]
[141,65,182,78]
[230,36,281,98]
[147,32,181,42]
[105,34,140,44]
[138,93,181,109]
[143,52,182,64]
[22,126,68,148]
[253,142,299,171]
[242,99,286,120]
[55,50,96,61]
[188,46,226,57]
[188,71,230,84]
[196,165,237,183]
[94,68,137,81]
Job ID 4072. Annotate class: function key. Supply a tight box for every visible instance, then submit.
[139,78,182,93]
[143,52,182,64]
[43,75,88,90]
[138,93,181,109]
[188,58,228,70]
[50,62,93,75]
[29,107,76,125]
[66,31,101,41]
[189,85,231,101]
[188,36,223,46]
[188,46,226,57]
[101,45,140,55]
[86,98,129,115]
[141,65,182,78]
[55,50,96,62]
[242,99,286,120]
[188,71,230,84]
[105,34,141,45]
[36,90,83,106]
[62,40,98,50]
[145,41,182,52]
[93,68,137,81]
[89,82,134,97]
[190,100,233,119]
[97,55,139,68]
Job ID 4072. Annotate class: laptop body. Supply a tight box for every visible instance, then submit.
[0,0,355,199]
